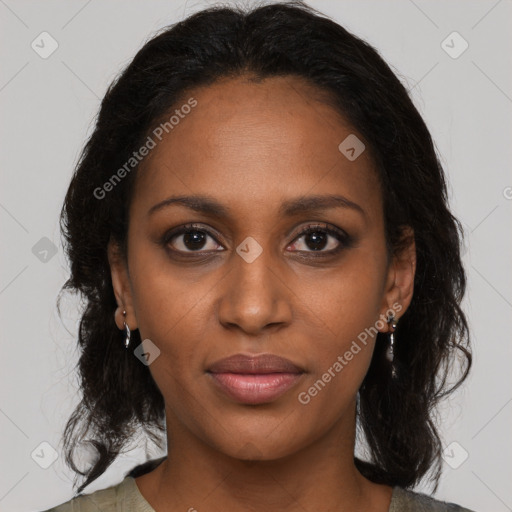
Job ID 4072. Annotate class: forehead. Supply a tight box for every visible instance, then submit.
[131,75,381,222]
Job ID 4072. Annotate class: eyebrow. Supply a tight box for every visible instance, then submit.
[147,193,366,219]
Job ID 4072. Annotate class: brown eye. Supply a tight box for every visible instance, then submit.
[163,224,224,253]
[288,224,352,254]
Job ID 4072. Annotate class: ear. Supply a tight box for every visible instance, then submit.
[108,237,137,331]
[379,226,416,331]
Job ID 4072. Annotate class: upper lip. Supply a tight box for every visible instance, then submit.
[207,353,304,374]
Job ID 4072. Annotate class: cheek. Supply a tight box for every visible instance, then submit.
[299,255,386,347]
[127,258,215,382]
[128,269,209,417]
[293,253,387,398]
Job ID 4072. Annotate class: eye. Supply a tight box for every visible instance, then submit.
[161,222,353,257]
[288,224,352,254]
[163,224,223,253]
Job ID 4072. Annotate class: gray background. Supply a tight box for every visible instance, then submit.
[1,0,511,510]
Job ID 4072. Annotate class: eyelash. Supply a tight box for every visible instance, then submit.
[161,222,353,258]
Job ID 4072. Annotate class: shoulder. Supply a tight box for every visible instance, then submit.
[41,456,166,511]
[40,477,130,512]
[390,487,477,512]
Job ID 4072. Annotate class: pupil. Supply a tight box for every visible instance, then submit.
[184,230,206,250]
[181,231,328,251]
[307,232,327,251]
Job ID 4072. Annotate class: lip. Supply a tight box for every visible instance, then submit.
[207,353,305,404]
[208,353,304,374]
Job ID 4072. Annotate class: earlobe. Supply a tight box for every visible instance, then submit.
[107,239,136,330]
[107,240,124,306]
[396,226,416,311]
[380,226,416,330]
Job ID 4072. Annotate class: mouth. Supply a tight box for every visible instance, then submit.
[206,353,305,405]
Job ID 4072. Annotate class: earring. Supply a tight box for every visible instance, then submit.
[123,309,131,349]
[386,312,398,379]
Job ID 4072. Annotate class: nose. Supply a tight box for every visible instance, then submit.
[217,244,293,335]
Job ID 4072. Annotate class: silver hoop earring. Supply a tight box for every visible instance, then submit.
[386,312,398,379]
[123,310,131,349]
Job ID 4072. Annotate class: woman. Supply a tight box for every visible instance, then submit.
[44,1,474,510]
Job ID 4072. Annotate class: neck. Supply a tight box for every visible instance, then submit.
[136,402,392,512]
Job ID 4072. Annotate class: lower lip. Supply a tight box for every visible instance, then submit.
[207,372,304,404]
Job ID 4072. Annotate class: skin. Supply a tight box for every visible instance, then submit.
[108,75,416,512]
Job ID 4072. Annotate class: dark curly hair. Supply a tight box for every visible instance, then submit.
[57,0,471,496]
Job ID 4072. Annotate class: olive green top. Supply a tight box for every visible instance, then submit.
[43,475,476,512]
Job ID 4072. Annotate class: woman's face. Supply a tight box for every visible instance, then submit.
[109,75,414,460]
